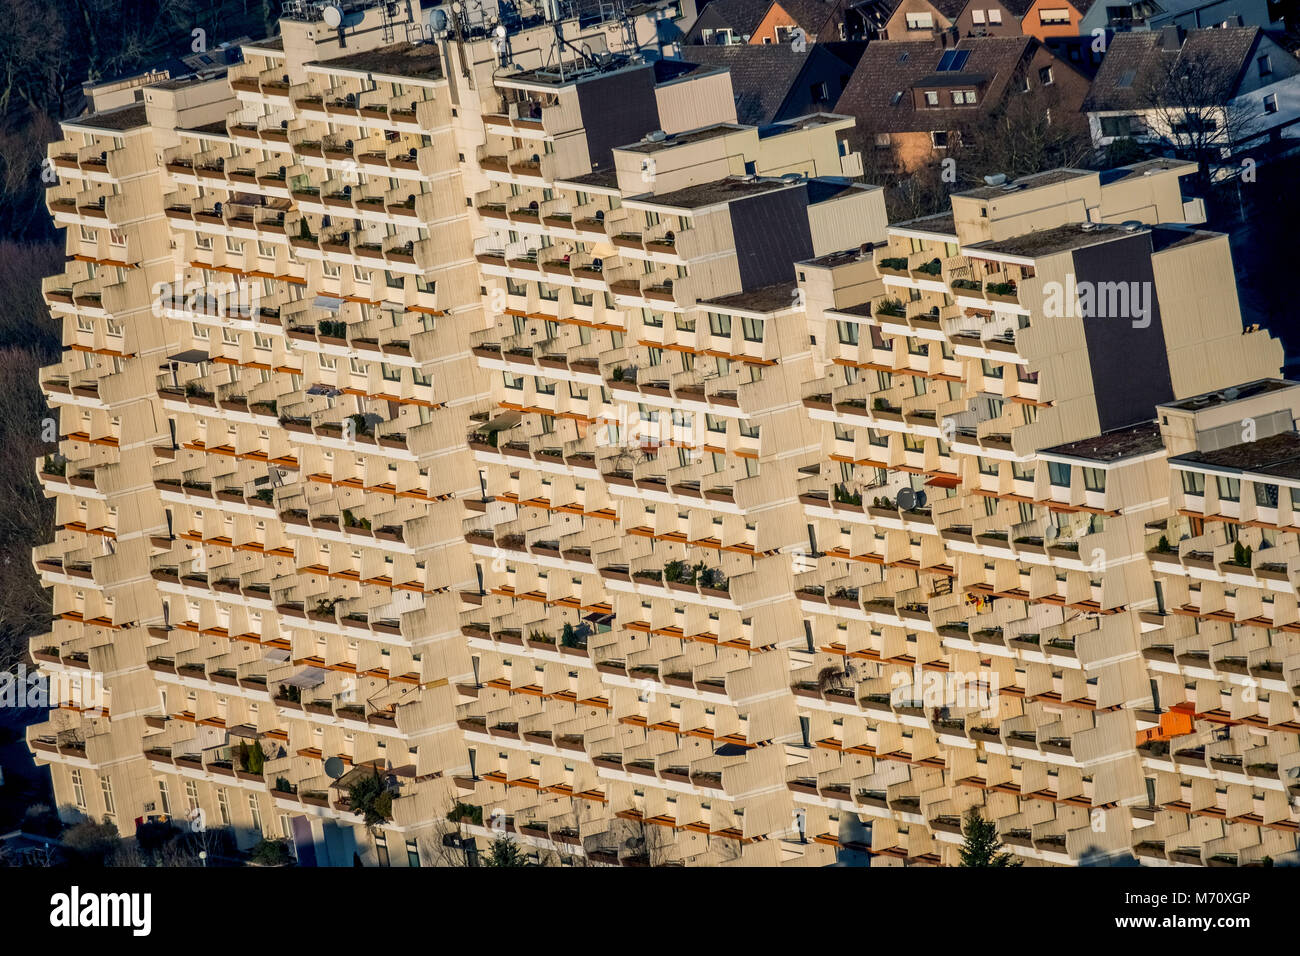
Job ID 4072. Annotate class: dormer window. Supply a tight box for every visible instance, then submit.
[952,89,976,104]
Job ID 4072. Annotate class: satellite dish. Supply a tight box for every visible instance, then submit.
[427,7,449,33]
[495,23,507,37]
[897,488,916,511]
[324,756,345,779]
[322,4,344,28]
[915,489,927,508]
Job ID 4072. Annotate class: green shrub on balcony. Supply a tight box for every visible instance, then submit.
[447,802,483,825]
[238,738,266,774]
[874,297,905,317]
[878,257,908,271]
[318,319,347,339]
[833,485,861,505]
[346,768,394,828]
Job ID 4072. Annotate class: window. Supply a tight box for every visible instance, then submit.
[1039,7,1070,22]
[952,90,976,105]
[1039,66,1054,85]
[101,776,115,815]
[1264,93,1278,115]
[503,371,523,390]
[1100,115,1138,138]
[218,788,231,825]
[925,90,939,106]
[249,793,262,833]
[741,315,764,342]
[931,130,949,148]
[708,311,732,337]
[1082,467,1105,492]
[1255,482,1279,507]
[1181,470,1205,496]
[837,320,860,345]
[1048,461,1071,488]
[987,7,1001,21]
[1258,54,1272,78]
[186,779,199,811]
[407,840,421,867]
[972,8,985,22]
[158,779,171,815]
[1216,475,1241,502]
[905,12,934,29]
[72,769,87,810]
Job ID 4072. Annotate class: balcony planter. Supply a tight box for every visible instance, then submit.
[983,282,1019,304]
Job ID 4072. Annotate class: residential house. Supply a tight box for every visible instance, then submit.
[1077,0,1283,36]
[675,43,861,125]
[834,35,1089,170]
[1083,25,1300,169]
[685,0,862,43]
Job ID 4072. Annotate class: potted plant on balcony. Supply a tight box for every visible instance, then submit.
[984,281,1018,304]
[345,768,395,829]
[876,256,909,278]
[664,559,696,592]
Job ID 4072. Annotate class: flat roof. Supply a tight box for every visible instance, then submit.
[557,167,619,190]
[1099,157,1195,185]
[1039,421,1164,464]
[799,247,876,269]
[70,103,150,132]
[313,43,443,81]
[955,168,1093,201]
[1150,226,1219,253]
[891,212,956,238]
[629,176,792,210]
[700,281,799,314]
[966,221,1147,259]
[1160,379,1295,413]
[1172,431,1300,479]
[498,58,648,89]
[619,123,746,154]
[183,120,230,138]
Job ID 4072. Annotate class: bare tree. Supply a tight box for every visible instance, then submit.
[1138,48,1258,188]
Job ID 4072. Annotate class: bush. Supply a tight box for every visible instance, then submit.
[62,818,120,866]
[346,768,394,828]
[249,838,292,866]
[446,802,483,825]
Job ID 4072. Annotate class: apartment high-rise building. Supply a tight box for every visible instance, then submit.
[28,0,1300,866]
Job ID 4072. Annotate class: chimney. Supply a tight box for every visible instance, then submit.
[1159,25,1185,50]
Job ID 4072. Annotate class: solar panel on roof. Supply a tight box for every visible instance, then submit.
[936,49,970,71]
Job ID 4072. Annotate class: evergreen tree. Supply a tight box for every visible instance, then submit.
[958,808,1022,867]
[485,835,527,867]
